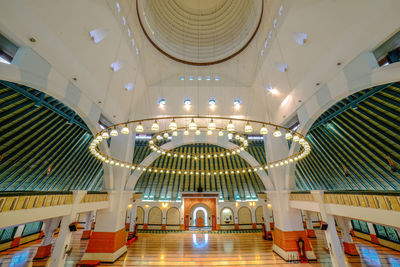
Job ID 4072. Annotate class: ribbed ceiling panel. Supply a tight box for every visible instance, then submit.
[133,141,266,201]
[295,83,400,191]
[0,81,103,191]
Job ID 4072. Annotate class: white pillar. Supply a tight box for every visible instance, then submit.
[336,216,352,243]
[50,191,86,267]
[262,205,271,231]
[312,191,346,267]
[304,211,313,230]
[84,211,93,230]
[129,206,137,232]
[42,217,61,246]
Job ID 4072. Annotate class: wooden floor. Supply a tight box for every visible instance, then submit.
[0,230,400,266]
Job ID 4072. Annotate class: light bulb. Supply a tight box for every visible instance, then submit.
[285,131,293,140]
[273,127,282,137]
[260,125,268,135]
[293,135,300,142]
[227,120,235,131]
[172,130,178,136]
[184,129,189,135]
[208,119,216,130]
[188,118,197,130]
[102,131,109,139]
[110,127,118,136]
[151,120,159,131]
[218,130,224,136]
[195,129,201,135]
[169,119,177,130]
[121,124,129,134]
[136,122,144,132]
[244,122,253,133]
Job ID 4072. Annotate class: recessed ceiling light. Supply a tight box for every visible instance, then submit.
[125,83,135,91]
[184,99,191,110]
[131,38,135,47]
[180,76,185,81]
[116,1,121,13]
[127,28,131,37]
[110,60,124,72]
[260,50,264,57]
[205,76,211,81]
[122,16,126,25]
[89,28,108,43]
[275,62,288,72]
[189,76,194,81]
[215,76,220,81]
[158,98,166,106]
[278,5,283,16]
[268,31,272,39]
[135,48,139,55]
[233,99,241,110]
[209,99,216,110]
[292,32,307,45]
[264,40,268,48]
[273,19,278,28]
[197,76,202,81]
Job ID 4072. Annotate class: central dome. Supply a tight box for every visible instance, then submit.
[137,0,263,65]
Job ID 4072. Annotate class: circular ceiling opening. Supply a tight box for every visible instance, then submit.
[137,0,263,66]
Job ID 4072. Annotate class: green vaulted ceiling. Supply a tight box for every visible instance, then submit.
[133,141,266,201]
[295,82,400,191]
[0,81,104,191]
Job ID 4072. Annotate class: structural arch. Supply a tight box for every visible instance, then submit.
[238,206,252,229]
[166,207,180,229]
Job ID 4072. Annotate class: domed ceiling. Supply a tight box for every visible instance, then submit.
[137,0,263,65]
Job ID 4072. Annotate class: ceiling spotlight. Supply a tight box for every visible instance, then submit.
[102,131,109,139]
[233,99,241,110]
[260,125,268,135]
[215,76,220,81]
[285,131,293,140]
[158,98,166,107]
[121,124,130,134]
[275,62,288,73]
[273,127,282,137]
[110,127,118,137]
[209,99,216,110]
[218,130,224,136]
[292,32,307,45]
[244,122,253,133]
[197,76,202,81]
[184,99,191,110]
[184,129,189,135]
[208,119,216,130]
[188,119,197,130]
[169,119,177,130]
[151,120,159,131]
[136,122,144,132]
[205,76,211,81]
[189,76,194,81]
[227,120,235,131]
[125,82,135,91]
[110,60,124,72]
[180,76,185,81]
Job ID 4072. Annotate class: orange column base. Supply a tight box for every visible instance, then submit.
[81,230,92,239]
[34,244,52,259]
[306,229,316,238]
[343,242,359,256]
[272,228,316,261]
[10,236,21,248]
[252,223,257,229]
[234,224,239,230]
[216,224,221,230]
[350,229,355,237]
[125,223,130,230]
[179,224,185,230]
[82,229,127,262]
[270,222,274,230]
[265,231,273,240]
[39,231,45,239]
[143,224,148,230]
[370,234,379,244]
[161,224,166,230]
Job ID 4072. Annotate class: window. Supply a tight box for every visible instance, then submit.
[0,227,17,244]
[22,222,43,237]
[351,220,369,234]
[374,224,400,243]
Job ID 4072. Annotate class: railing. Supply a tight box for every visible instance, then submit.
[290,191,400,211]
[0,191,108,213]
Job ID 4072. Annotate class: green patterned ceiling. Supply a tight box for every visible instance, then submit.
[295,82,400,190]
[0,81,104,191]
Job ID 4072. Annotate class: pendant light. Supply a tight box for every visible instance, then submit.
[227,120,235,131]
[121,124,129,134]
[110,127,118,136]
[188,118,197,130]
[260,125,268,135]
[169,119,177,130]
[273,127,282,137]
[208,119,216,130]
[285,131,293,140]
[136,122,144,132]
[102,131,109,139]
[151,120,159,131]
[244,122,253,133]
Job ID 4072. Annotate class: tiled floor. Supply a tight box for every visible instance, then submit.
[0,230,400,266]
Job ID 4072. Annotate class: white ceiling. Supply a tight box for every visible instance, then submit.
[0,0,399,130]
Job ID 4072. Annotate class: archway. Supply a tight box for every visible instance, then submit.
[220,207,234,230]
[148,207,162,229]
[193,207,208,227]
[238,207,252,229]
[255,206,263,229]
[166,207,180,230]
[136,206,144,229]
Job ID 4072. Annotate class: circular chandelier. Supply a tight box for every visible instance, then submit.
[89,116,311,174]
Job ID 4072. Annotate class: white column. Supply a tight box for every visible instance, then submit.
[42,217,61,246]
[336,216,352,243]
[262,205,271,231]
[312,191,346,267]
[84,211,93,230]
[50,191,86,267]
[161,208,167,228]
[129,206,137,232]
[304,211,313,230]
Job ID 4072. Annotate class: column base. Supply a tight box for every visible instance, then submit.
[272,228,316,261]
[350,229,355,237]
[343,242,359,256]
[143,224,148,230]
[270,222,274,230]
[161,224,166,230]
[252,223,257,229]
[125,223,130,230]
[264,231,273,240]
[180,224,185,230]
[234,224,239,230]
[34,244,52,259]
[216,224,221,230]
[306,229,316,238]
[81,230,92,239]
[370,234,379,244]
[82,229,127,262]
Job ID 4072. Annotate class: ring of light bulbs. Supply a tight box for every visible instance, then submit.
[89,116,311,174]
[149,127,249,159]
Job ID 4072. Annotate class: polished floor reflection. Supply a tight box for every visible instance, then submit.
[0,230,400,266]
